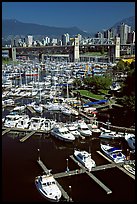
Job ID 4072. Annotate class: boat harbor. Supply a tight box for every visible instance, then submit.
[36,148,135,201]
[2,60,135,202]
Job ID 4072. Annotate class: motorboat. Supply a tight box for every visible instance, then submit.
[29,117,42,130]
[51,124,75,142]
[77,120,92,137]
[125,133,135,151]
[61,107,72,116]
[35,174,62,202]
[65,123,81,138]
[40,119,56,132]
[99,127,125,139]
[4,114,21,128]
[100,144,126,163]
[123,162,135,175]
[74,149,96,171]
[16,115,30,129]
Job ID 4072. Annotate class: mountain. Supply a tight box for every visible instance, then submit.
[110,16,135,31]
[2,19,93,38]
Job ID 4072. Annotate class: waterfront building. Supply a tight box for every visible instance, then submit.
[27,35,33,47]
[127,31,135,44]
[120,23,131,44]
[62,33,70,45]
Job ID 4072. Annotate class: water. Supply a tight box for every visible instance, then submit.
[2,127,135,202]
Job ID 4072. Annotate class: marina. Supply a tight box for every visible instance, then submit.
[2,60,135,202]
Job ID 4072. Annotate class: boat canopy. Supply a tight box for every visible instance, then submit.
[108,147,121,153]
[84,99,108,106]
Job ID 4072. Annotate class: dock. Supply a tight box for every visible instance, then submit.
[97,151,135,180]
[37,159,70,201]
[70,155,112,194]
[2,128,11,136]
[26,106,36,114]
[20,130,36,142]
[2,126,50,141]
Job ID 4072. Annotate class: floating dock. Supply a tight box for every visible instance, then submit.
[97,151,135,180]
[2,128,11,136]
[2,127,50,141]
[70,155,112,194]
[20,130,36,142]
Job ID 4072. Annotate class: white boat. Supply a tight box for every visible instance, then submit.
[16,115,30,129]
[74,149,96,171]
[99,130,119,139]
[123,163,135,175]
[40,119,56,132]
[35,174,62,202]
[77,120,92,137]
[100,144,126,163]
[65,123,81,138]
[61,107,72,116]
[4,114,21,128]
[51,124,75,142]
[125,133,135,151]
[29,117,42,130]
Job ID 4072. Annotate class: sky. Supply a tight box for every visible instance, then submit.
[2,2,135,33]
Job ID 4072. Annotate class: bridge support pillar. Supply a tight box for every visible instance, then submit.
[115,37,120,59]
[73,37,79,62]
[10,47,16,61]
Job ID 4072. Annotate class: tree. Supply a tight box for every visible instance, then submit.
[83,75,112,93]
[73,78,82,89]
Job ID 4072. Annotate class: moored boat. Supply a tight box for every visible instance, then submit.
[100,144,126,163]
[74,149,96,171]
[35,174,62,202]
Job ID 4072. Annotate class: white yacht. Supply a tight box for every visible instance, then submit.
[77,120,92,137]
[35,174,62,202]
[16,115,30,129]
[4,114,21,128]
[125,133,135,151]
[40,119,56,132]
[29,117,42,130]
[123,162,135,175]
[100,144,126,163]
[65,123,81,138]
[74,149,96,171]
[51,124,75,142]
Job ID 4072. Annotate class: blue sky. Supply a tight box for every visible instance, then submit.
[2,2,135,33]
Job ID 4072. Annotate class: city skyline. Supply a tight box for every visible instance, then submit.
[2,2,135,33]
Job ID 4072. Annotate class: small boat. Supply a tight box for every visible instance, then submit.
[51,124,75,142]
[77,120,92,137]
[65,123,81,138]
[100,144,126,163]
[35,174,62,202]
[74,149,96,171]
[125,133,135,151]
[123,162,135,175]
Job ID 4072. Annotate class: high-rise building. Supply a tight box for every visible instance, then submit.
[120,23,131,44]
[127,31,135,44]
[27,35,33,47]
[62,33,70,45]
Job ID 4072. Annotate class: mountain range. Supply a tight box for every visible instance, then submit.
[2,16,135,38]
[2,19,92,38]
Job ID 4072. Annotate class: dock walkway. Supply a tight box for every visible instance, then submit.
[97,151,135,180]
[70,155,112,194]
[20,130,36,142]
[2,128,11,136]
